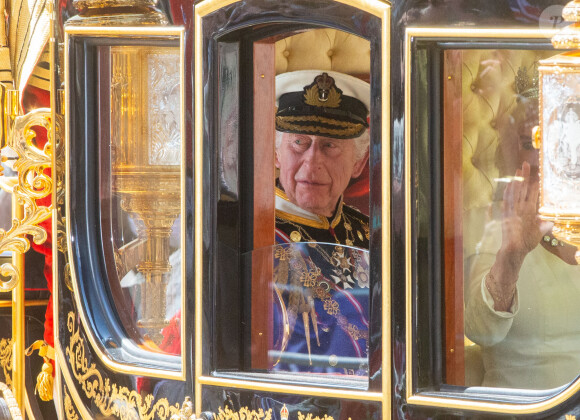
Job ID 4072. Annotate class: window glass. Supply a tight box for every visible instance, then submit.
[218,28,372,381]
[431,47,580,390]
[245,242,369,375]
[101,45,182,354]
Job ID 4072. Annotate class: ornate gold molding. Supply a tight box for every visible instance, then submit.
[64,389,80,420]
[65,311,181,420]
[297,413,336,420]
[0,108,52,289]
[10,109,53,200]
[0,338,12,386]
[215,406,272,420]
[170,397,196,420]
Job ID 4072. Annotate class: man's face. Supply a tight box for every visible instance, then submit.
[275,132,368,217]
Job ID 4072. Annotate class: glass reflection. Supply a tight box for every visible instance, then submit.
[542,72,580,209]
[103,45,182,354]
[457,50,580,390]
[247,243,369,375]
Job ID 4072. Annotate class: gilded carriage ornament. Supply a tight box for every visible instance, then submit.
[296,414,336,420]
[536,1,580,261]
[0,338,12,386]
[280,404,289,420]
[215,406,272,420]
[65,312,181,420]
[0,106,52,288]
[64,389,80,420]
[170,397,196,420]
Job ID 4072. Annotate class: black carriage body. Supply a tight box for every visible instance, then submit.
[55,1,580,419]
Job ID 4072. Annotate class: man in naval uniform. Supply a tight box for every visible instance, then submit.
[271,70,371,375]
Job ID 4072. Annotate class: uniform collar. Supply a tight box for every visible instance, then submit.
[275,187,343,229]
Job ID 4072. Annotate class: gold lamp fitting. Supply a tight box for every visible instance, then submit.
[538,1,580,263]
[553,1,580,48]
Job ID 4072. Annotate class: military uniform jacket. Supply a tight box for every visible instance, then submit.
[272,188,370,375]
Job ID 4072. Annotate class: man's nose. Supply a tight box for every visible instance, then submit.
[302,142,323,163]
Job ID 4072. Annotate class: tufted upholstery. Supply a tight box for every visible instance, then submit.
[461,49,553,259]
[461,49,554,386]
[275,29,370,76]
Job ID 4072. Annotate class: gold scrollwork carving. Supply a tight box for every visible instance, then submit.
[297,413,335,420]
[170,396,196,420]
[0,263,18,291]
[0,191,51,290]
[216,406,272,420]
[0,108,52,290]
[64,390,80,420]
[0,338,12,386]
[65,311,180,420]
[10,109,53,200]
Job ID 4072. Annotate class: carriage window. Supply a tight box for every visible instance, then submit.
[415,45,580,393]
[100,45,182,354]
[214,28,372,383]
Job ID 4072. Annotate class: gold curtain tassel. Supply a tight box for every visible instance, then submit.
[35,362,53,401]
[25,340,54,360]
[25,340,54,401]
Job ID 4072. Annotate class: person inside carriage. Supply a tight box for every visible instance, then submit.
[464,64,580,389]
[271,70,371,375]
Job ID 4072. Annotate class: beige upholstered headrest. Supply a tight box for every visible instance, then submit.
[275,29,370,77]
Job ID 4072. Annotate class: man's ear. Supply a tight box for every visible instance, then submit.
[351,150,369,178]
[275,150,281,169]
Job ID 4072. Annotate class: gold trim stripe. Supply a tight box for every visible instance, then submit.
[198,375,383,402]
[0,299,49,307]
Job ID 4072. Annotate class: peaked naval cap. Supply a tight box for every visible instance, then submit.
[275,70,370,139]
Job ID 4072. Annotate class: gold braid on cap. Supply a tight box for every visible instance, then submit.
[515,64,539,99]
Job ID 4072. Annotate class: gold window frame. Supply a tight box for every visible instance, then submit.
[402,27,580,415]
[58,25,187,382]
[193,0,392,417]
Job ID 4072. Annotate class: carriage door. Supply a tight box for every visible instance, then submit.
[192,0,390,418]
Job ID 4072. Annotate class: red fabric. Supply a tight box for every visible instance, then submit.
[159,311,181,356]
[136,312,181,395]
[22,85,54,353]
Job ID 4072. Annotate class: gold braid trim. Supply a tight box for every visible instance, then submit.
[276,209,330,230]
[276,115,364,138]
[275,188,343,230]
